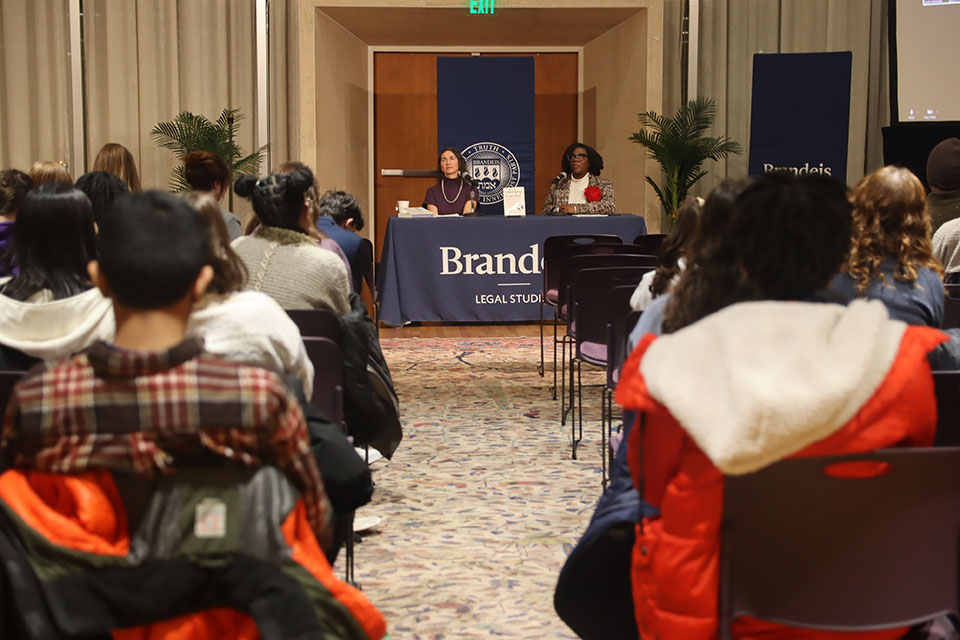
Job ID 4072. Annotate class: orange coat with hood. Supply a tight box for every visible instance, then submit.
[615,299,946,640]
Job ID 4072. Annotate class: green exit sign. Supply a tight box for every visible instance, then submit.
[469,0,495,14]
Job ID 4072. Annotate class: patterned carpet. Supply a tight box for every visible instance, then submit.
[340,337,610,639]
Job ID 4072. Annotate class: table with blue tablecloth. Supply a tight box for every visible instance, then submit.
[376,214,648,325]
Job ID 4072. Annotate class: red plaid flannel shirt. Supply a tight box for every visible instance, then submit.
[1,337,332,549]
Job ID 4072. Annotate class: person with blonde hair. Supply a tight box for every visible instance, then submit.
[830,165,944,327]
[181,191,314,398]
[93,142,141,191]
[29,160,72,186]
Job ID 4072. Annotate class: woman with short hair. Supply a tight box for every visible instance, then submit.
[232,166,351,313]
[0,184,113,369]
[541,142,616,215]
[29,161,72,187]
[830,165,944,327]
[183,151,242,240]
[423,147,477,216]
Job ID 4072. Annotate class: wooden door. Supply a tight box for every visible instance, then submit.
[373,52,578,261]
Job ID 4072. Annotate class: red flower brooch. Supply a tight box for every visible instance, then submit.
[584,186,602,203]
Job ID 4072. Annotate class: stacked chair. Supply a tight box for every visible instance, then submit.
[601,286,643,485]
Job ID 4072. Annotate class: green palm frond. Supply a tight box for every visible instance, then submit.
[630,97,743,224]
[151,108,267,191]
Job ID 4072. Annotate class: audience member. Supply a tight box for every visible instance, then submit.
[232,167,351,313]
[925,137,960,233]
[317,189,366,292]
[29,160,72,186]
[0,183,112,370]
[183,151,242,240]
[0,190,385,639]
[276,161,353,281]
[628,179,746,344]
[0,169,32,277]
[75,170,129,228]
[629,195,702,311]
[93,142,141,191]
[615,172,945,640]
[830,166,944,327]
[182,191,314,397]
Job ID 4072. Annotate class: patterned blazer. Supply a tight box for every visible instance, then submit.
[541,174,617,215]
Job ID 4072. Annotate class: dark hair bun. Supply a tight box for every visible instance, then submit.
[234,174,258,198]
[283,167,314,196]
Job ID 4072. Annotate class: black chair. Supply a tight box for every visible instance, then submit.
[568,266,652,460]
[934,370,960,446]
[303,337,345,432]
[359,238,379,328]
[539,235,623,392]
[600,287,642,485]
[632,233,667,256]
[557,253,659,426]
[719,448,960,638]
[944,284,960,329]
[286,308,340,342]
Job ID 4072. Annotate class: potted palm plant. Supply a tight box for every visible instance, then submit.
[151,108,266,210]
[630,97,742,230]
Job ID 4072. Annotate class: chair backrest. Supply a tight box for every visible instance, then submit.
[359,237,377,301]
[286,308,341,342]
[542,234,623,296]
[571,267,652,357]
[0,371,25,416]
[718,448,960,638]
[632,233,667,256]
[303,336,345,431]
[934,370,960,446]
[558,253,659,317]
[605,286,641,388]
[943,288,960,329]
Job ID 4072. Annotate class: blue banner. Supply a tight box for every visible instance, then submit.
[437,57,535,216]
[748,52,852,180]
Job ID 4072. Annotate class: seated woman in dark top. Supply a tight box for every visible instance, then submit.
[423,148,477,215]
[830,165,944,327]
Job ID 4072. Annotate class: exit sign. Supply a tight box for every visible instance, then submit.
[469,0,495,14]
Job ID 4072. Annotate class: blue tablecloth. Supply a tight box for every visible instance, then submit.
[376,214,648,325]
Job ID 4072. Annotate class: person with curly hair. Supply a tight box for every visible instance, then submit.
[0,169,33,277]
[541,142,616,215]
[830,165,944,327]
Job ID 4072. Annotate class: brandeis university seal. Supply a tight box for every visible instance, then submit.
[462,142,521,205]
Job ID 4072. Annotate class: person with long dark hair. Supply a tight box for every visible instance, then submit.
[232,166,351,312]
[423,148,477,215]
[541,142,616,215]
[75,170,129,228]
[629,196,702,311]
[0,184,113,368]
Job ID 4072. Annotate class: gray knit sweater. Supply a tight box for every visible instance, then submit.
[231,226,351,313]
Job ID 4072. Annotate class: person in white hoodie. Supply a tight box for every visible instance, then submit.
[0,183,113,369]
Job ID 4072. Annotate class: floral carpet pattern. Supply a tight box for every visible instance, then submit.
[342,337,611,639]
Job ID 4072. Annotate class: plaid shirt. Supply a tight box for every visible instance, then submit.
[1,337,332,549]
[540,174,616,215]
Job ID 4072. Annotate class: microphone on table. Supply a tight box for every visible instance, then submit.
[460,171,477,184]
[461,172,479,216]
[552,171,567,184]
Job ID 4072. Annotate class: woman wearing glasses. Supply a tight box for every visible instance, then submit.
[541,143,616,215]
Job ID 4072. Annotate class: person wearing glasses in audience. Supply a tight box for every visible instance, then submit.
[542,143,616,215]
[423,148,478,216]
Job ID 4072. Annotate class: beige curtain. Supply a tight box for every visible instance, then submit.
[681,0,888,195]
[0,0,75,172]
[82,0,258,221]
[268,0,299,173]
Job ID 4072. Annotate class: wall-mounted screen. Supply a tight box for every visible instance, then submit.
[893,0,960,122]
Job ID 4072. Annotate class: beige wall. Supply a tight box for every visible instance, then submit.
[583,7,664,231]
[309,9,370,219]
